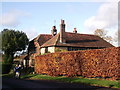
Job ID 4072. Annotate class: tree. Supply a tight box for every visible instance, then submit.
[1,29,29,64]
[94,29,107,38]
[94,29,113,43]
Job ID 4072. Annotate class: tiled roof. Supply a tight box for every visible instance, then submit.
[40,33,60,47]
[41,32,114,48]
[37,34,52,46]
[28,34,52,52]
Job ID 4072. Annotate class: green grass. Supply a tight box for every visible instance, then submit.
[20,74,120,89]
[1,69,120,89]
[1,70,14,78]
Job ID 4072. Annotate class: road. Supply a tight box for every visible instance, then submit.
[2,77,119,90]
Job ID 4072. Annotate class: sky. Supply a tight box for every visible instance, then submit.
[0,0,119,46]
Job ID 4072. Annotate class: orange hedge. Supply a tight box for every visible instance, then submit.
[35,47,120,80]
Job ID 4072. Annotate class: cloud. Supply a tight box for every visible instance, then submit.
[84,2,118,31]
[0,9,30,27]
[84,2,118,46]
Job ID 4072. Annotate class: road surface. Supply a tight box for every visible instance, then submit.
[2,77,119,90]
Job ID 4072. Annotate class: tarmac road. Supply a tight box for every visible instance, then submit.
[2,77,120,90]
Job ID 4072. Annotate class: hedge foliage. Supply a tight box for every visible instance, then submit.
[35,47,120,80]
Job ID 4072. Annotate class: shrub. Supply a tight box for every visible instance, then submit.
[55,48,67,52]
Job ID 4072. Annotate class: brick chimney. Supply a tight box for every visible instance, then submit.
[51,26,57,36]
[60,19,66,43]
[73,28,77,33]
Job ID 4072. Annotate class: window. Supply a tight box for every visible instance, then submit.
[45,47,48,53]
[68,47,87,51]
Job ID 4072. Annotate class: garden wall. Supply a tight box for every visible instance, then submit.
[35,47,120,80]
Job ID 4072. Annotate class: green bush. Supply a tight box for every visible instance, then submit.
[55,48,67,52]
[2,63,12,74]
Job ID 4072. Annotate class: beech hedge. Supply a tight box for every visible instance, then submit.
[35,47,120,80]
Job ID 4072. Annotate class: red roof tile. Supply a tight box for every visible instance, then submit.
[28,34,52,52]
[41,32,114,48]
[37,34,52,46]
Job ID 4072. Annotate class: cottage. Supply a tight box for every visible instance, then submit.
[28,19,114,66]
[40,20,113,54]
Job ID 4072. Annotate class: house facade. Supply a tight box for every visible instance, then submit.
[28,19,114,67]
[28,34,52,67]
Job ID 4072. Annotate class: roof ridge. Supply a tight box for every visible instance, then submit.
[37,34,52,38]
[34,34,52,41]
[66,32,95,36]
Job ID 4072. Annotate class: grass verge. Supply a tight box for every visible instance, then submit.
[20,74,120,89]
[1,70,120,89]
[1,70,14,78]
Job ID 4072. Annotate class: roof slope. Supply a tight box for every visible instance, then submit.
[39,33,60,47]
[28,34,52,51]
[41,32,114,48]
[37,34,52,46]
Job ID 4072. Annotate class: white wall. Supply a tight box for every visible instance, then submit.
[41,46,68,54]
[41,48,46,54]
[48,47,55,53]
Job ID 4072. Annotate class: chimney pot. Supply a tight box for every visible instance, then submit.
[73,28,77,33]
[51,26,57,36]
[61,19,64,24]
[52,26,56,29]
